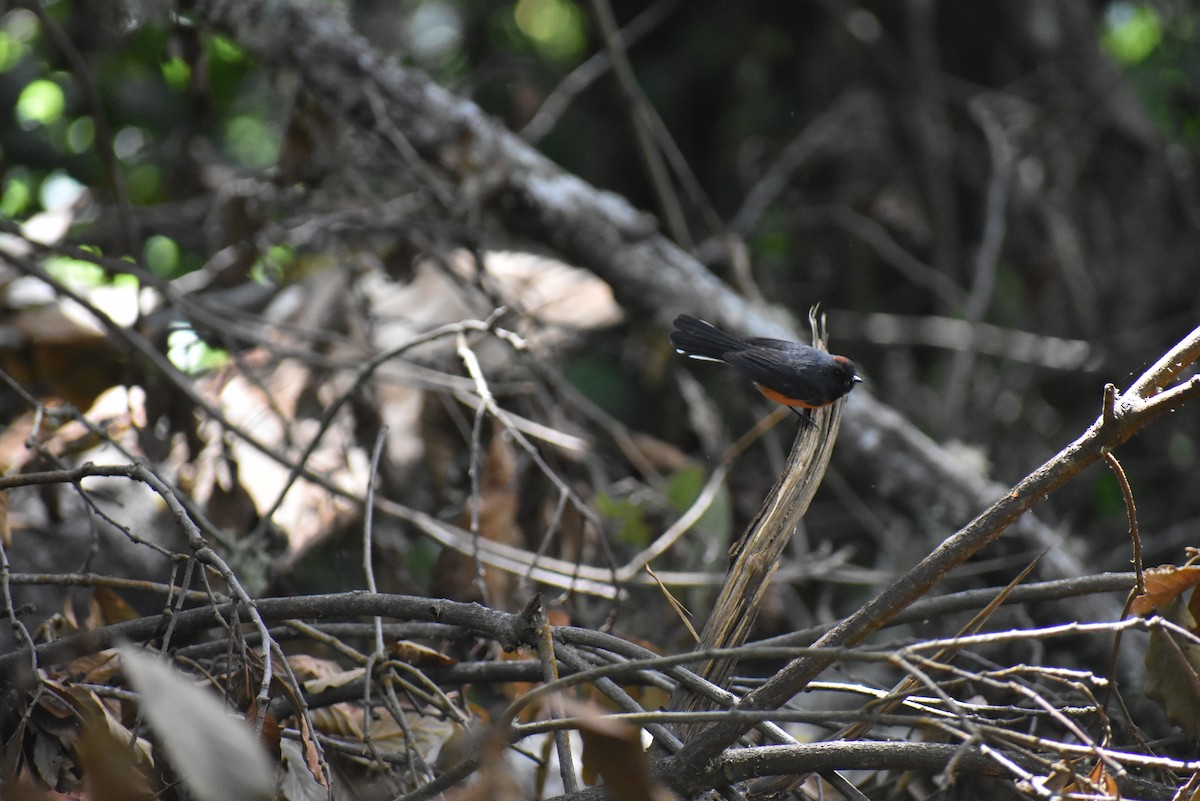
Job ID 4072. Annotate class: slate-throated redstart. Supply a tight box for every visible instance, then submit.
[670,314,862,410]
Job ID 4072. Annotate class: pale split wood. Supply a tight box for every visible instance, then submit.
[666,311,846,739]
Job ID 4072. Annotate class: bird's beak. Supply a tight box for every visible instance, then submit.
[853,375,864,383]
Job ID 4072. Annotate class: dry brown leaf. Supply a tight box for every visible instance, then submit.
[1026,760,1076,794]
[206,452,260,535]
[1145,594,1200,739]
[309,700,367,741]
[286,654,346,683]
[1088,759,1120,798]
[64,648,121,684]
[75,694,157,801]
[34,611,75,643]
[91,586,139,626]
[1058,758,1120,799]
[441,736,522,801]
[292,659,404,768]
[34,682,77,723]
[268,669,325,786]
[0,305,129,412]
[443,250,623,333]
[0,412,37,477]
[1130,565,1200,616]
[290,659,456,767]
[206,359,365,567]
[312,699,457,767]
[0,775,61,801]
[298,664,365,695]
[386,640,456,666]
[499,648,541,721]
[431,429,522,608]
[36,679,156,798]
[562,698,677,801]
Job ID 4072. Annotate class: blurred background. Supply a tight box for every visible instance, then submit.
[1,0,1198,643]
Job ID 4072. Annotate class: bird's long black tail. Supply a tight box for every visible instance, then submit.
[670,315,747,360]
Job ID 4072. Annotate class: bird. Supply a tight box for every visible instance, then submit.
[670,314,861,419]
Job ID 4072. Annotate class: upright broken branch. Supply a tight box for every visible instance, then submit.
[665,311,847,735]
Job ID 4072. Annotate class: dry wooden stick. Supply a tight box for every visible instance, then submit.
[666,309,847,734]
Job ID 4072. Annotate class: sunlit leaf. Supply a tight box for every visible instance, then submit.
[125,163,161,203]
[161,56,191,90]
[512,0,587,61]
[44,255,105,287]
[225,114,279,169]
[66,115,95,152]
[16,78,64,126]
[143,234,180,277]
[1102,3,1162,65]
[39,170,85,211]
[1,168,33,216]
[0,30,30,72]
[167,327,230,374]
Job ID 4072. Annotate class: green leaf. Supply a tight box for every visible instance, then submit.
[161,56,191,90]
[1092,472,1125,519]
[1101,3,1162,66]
[1,169,33,217]
[16,78,65,126]
[596,491,652,547]
[0,29,30,72]
[143,235,180,278]
[224,114,279,170]
[665,466,732,548]
[45,255,105,287]
[512,0,587,61]
[168,328,230,375]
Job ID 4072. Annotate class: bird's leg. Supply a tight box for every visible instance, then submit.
[789,407,816,429]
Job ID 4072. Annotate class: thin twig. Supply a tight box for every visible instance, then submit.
[520,0,679,143]
[364,426,389,655]
[456,331,621,590]
[458,331,493,607]
[531,596,579,794]
[587,0,691,248]
[1103,451,1143,597]
[942,96,1012,435]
